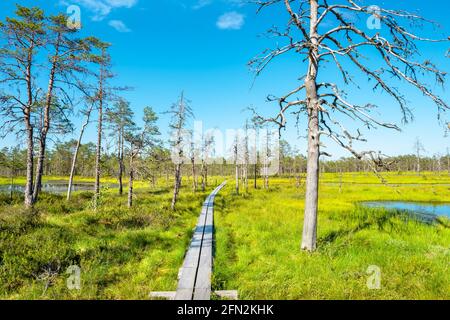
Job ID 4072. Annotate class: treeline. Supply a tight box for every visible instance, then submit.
[2,140,449,180]
[1,5,448,211]
[0,5,245,209]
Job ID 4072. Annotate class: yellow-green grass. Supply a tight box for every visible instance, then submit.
[213,174,450,300]
[1,172,449,300]
[0,179,214,299]
[319,171,450,185]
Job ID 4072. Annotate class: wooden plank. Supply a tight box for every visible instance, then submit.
[174,182,226,300]
[192,182,225,300]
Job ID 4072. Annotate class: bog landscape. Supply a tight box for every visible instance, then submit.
[0,0,449,300]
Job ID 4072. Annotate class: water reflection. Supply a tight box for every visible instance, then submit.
[363,201,450,218]
[0,182,118,194]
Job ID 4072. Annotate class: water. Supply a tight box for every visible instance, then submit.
[0,182,118,194]
[363,201,450,218]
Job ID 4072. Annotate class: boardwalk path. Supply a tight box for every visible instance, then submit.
[174,181,227,300]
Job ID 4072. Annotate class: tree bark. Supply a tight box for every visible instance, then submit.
[24,45,35,208]
[254,163,257,189]
[235,164,239,195]
[32,138,46,203]
[118,131,124,195]
[191,157,197,192]
[67,105,93,201]
[94,50,105,209]
[171,163,181,210]
[24,122,34,208]
[301,0,320,252]
[201,161,206,192]
[128,154,134,207]
[32,37,60,203]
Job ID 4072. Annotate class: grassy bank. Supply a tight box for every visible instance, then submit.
[0,181,213,299]
[213,174,450,300]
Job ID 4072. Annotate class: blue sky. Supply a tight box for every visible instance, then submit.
[0,0,449,158]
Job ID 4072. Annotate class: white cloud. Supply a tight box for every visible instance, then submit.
[106,0,137,7]
[192,0,245,10]
[108,19,131,32]
[216,11,245,30]
[192,0,212,10]
[70,0,138,20]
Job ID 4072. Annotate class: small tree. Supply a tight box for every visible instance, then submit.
[125,106,160,207]
[67,99,95,201]
[233,134,240,195]
[167,92,193,210]
[106,99,135,195]
[92,41,113,209]
[413,137,426,174]
[200,134,214,192]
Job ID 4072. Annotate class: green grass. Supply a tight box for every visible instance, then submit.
[213,174,450,300]
[1,172,449,300]
[0,180,213,299]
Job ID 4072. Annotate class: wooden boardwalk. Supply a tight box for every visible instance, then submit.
[174,181,226,300]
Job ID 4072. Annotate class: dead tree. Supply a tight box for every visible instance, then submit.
[189,139,198,192]
[233,135,240,195]
[413,137,425,174]
[243,120,250,192]
[67,101,94,201]
[125,106,160,207]
[93,42,112,209]
[250,0,449,251]
[447,147,450,176]
[200,134,214,192]
[106,99,134,195]
[167,92,193,210]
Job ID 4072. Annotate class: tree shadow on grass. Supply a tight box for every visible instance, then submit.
[318,209,404,246]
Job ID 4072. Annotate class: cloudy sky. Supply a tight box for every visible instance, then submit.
[0,0,449,158]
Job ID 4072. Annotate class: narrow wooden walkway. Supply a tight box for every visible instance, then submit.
[174,181,226,300]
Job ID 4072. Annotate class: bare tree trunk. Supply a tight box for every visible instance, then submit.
[94,53,105,209]
[191,157,197,192]
[23,46,35,208]
[67,105,93,201]
[94,100,102,208]
[235,163,239,195]
[33,138,46,202]
[118,131,124,195]
[32,45,59,203]
[244,164,248,192]
[24,123,34,207]
[416,153,420,174]
[128,155,134,207]
[171,163,181,210]
[201,161,206,192]
[301,0,320,252]
[254,163,257,189]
